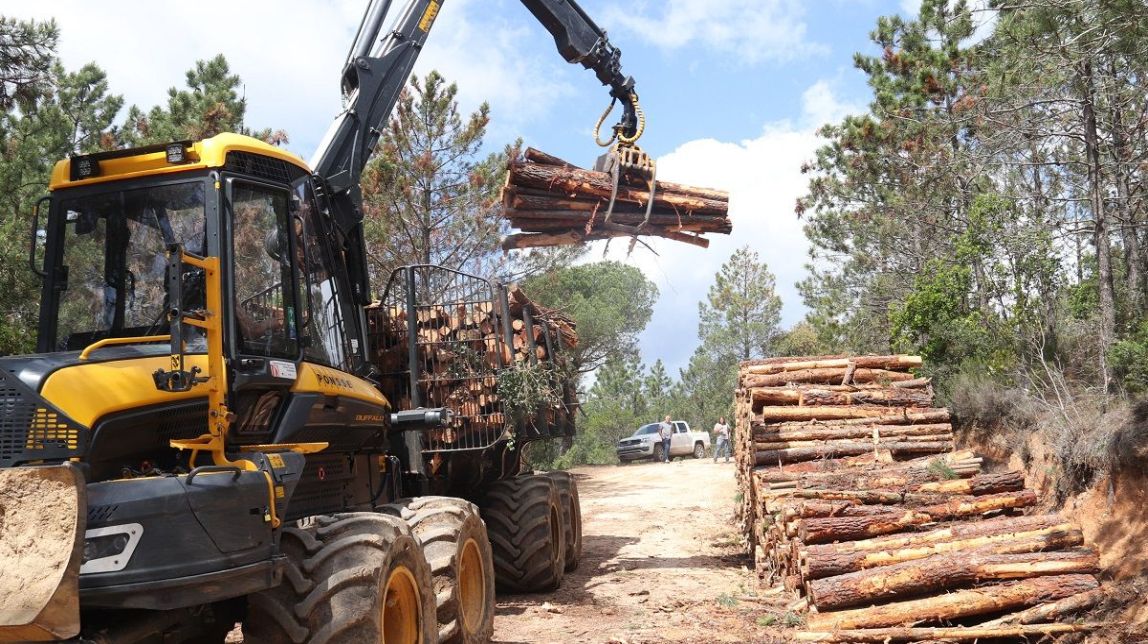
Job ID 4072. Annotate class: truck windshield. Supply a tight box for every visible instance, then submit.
[636,424,660,435]
[54,181,206,350]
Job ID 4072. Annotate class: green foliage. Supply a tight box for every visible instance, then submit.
[118,55,284,147]
[926,458,958,481]
[548,353,649,468]
[0,25,123,354]
[698,246,783,362]
[773,321,824,358]
[524,261,658,373]
[362,70,511,282]
[756,615,776,627]
[1110,322,1148,394]
[497,362,561,424]
[716,593,738,608]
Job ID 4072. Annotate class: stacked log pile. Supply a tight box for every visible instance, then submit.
[366,283,578,449]
[499,148,730,250]
[732,355,1106,640]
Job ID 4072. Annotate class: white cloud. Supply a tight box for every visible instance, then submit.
[0,0,572,158]
[591,80,862,374]
[602,0,826,63]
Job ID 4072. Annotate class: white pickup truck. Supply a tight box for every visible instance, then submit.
[616,420,711,463]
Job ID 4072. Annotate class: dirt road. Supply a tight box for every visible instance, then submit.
[494,458,778,643]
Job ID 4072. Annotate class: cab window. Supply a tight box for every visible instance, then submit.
[230,182,299,358]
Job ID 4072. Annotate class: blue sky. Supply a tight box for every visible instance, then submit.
[3,0,942,376]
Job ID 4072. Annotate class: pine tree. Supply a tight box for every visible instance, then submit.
[361,71,511,283]
[698,246,783,361]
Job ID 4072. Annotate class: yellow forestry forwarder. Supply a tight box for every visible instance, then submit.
[0,0,653,642]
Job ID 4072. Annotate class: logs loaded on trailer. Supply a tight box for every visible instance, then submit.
[499,148,730,250]
[367,279,579,450]
[730,354,1108,640]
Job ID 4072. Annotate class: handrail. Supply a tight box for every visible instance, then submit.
[78,335,171,361]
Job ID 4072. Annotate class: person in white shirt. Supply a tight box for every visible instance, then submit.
[658,415,674,463]
[713,417,731,463]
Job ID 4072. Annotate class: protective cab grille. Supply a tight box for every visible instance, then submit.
[225,151,306,185]
[0,369,88,467]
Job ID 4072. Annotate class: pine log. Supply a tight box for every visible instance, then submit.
[507,161,730,214]
[743,356,922,375]
[756,406,950,423]
[742,368,919,388]
[755,441,952,466]
[750,387,934,408]
[756,409,952,429]
[802,514,1065,557]
[916,471,1026,496]
[798,490,1039,544]
[805,574,1099,631]
[752,423,953,443]
[809,548,1099,610]
[791,623,1104,643]
[803,524,1083,580]
[761,461,979,491]
[977,588,1106,626]
[754,434,952,451]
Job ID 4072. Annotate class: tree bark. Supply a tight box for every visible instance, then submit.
[977,587,1105,626]
[752,422,953,443]
[798,490,1038,544]
[756,406,949,423]
[1081,59,1115,387]
[741,368,920,387]
[809,548,1098,610]
[742,355,922,375]
[791,623,1103,643]
[804,574,1099,631]
[803,524,1083,580]
[749,387,934,408]
[755,441,953,466]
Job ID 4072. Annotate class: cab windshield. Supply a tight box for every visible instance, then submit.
[53,181,206,351]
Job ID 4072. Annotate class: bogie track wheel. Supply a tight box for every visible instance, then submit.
[243,512,435,644]
[478,474,565,593]
[381,497,496,644]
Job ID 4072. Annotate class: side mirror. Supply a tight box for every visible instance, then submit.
[29,196,49,278]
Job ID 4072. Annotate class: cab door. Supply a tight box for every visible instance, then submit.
[672,422,690,455]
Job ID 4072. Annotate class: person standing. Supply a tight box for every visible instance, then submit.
[659,415,673,463]
[713,416,731,463]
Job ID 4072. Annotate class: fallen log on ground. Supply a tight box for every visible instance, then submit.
[791,623,1106,643]
[798,490,1039,544]
[804,573,1099,630]
[808,548,1099,610]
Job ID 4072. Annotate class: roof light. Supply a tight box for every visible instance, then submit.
[166,143,188,164]
[71,156,100,180]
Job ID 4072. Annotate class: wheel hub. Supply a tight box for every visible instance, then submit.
[382,565,421,643]
[458,538,486,634]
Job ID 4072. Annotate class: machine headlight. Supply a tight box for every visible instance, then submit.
[80,523,143,574]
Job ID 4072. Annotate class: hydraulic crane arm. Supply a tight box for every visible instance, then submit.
[310,0,641,316]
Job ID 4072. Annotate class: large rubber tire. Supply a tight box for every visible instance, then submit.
[545,471,583,572]
[478,474,565,593]
[653,443,665,462]
[693,442,705,459]
[380,497,496,644]
[243,512,436,644]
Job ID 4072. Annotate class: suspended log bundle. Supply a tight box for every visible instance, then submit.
[499,148,731,250]
[366,279,578,449]
[730,354,1106,640]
